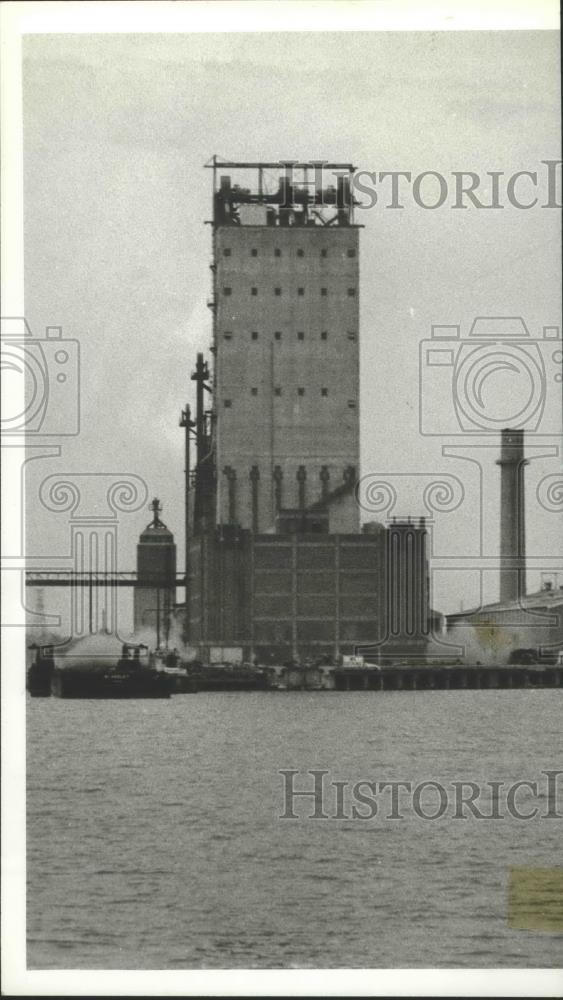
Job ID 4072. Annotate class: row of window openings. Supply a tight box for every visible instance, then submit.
[223,286,356,296]
[224,331,357,342]
[224,392,357,404]
[223,247,356,258]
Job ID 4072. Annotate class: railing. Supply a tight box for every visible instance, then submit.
[25,572,187,588]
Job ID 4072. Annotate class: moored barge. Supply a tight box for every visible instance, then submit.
[27,644,56,697]
[51,643,171,699]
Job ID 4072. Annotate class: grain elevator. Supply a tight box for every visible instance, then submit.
[179,160,431,663]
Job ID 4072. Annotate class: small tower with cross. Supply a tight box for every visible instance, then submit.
[134,499,177,643]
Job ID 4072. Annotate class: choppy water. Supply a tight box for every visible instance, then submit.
[27,690,562,968]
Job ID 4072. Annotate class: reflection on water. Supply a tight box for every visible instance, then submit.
[27,690,562,968]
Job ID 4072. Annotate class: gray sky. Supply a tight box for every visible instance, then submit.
[22,30,561,626]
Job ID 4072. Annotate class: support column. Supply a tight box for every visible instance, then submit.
[334,536,340,661]
[250,465,260,533]
[273,465,283,513]
[224,466,237,524]
[320,466,330,502]
[291,534,298,662]
[297,466,306,511]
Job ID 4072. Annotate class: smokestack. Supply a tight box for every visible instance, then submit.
[496,428,527,604]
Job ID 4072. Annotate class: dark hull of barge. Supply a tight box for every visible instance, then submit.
[50,668,171,699]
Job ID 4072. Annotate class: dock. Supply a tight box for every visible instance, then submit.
[333,663,563,691]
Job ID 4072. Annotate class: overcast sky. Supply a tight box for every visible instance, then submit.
[22,30,561,627]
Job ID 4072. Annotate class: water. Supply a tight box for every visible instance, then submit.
[27,690,562,968]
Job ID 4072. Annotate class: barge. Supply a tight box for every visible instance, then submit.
[187,664,270,692]
[150,648,269,692]
[27,644,55,697]
[51,643,171,699]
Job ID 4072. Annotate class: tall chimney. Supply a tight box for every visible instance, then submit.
[496,428,527,604]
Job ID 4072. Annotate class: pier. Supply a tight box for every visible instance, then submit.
[333,663,563,691]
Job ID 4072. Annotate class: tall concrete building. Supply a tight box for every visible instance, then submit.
[212,162,360,534]
[180,160,431,663]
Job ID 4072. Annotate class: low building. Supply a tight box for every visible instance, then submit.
[446,582,563,665]
[184,518,431,665]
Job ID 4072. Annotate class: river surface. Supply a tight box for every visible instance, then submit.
[27,690,562,968]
